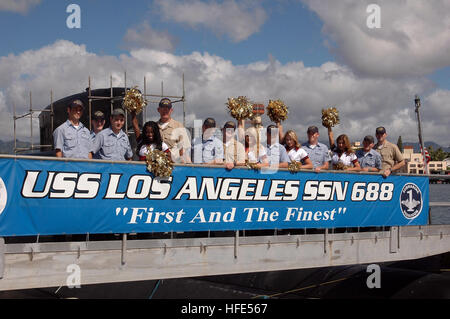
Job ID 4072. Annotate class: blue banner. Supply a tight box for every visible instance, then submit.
[0,156,429,236]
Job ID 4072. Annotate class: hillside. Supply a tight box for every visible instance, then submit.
[403,141,450,153]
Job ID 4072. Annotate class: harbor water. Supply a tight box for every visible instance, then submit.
[430,184,450,224]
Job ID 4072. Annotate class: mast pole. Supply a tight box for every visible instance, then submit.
[415,95,428,174]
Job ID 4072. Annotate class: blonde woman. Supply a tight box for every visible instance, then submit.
[284,130,313,169]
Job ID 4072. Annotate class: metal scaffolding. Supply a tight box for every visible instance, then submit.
[86,72,186,134]
[13,91,54,154]
[12,73,186,154]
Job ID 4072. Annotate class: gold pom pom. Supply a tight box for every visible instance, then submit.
[245,160,259,171]
[267,99,288,123]
[333,162,349,170]
[123,86,147,115]
[226,96,254,121]
[146,148,173,177]
[321,107,340,128]
[288,160,302,173]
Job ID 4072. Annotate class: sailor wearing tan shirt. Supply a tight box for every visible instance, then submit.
[374,126,405,177]
[222,121,246,170]
[157,98,191,163]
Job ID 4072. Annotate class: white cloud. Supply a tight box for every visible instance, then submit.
[0,91,6,113]
[422,90,450,142]
[122,21,178,52]
[301,0,450,77]
[0,40,448,147]
[154,0,267,42]
[0,0,41,14]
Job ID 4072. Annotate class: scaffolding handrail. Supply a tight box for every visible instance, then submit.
[13,91,55,155]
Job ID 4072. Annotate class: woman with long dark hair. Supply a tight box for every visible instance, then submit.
[330,134,360,171]
[131,112,171,161]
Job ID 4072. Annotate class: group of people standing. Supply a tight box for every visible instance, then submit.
[53,98,405,177]
[53,98,188,163]
[54,100,133,161]
[187,112,405,177]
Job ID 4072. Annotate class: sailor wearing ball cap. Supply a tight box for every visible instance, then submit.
[356,135,382,172]
[90,110,106,159]
[91,108,133,161]
[374,126,405,177]
[301,126,331,172]
[90,110,105,139]
[157,98,191,163]
[53,99,92,159]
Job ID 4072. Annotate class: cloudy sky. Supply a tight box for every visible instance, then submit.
[0,0,449,146]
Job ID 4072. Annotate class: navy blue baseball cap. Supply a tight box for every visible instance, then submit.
[69,99,84,109]
[112,108,125,117]
[376,127,386,135]
[159,98,172,108]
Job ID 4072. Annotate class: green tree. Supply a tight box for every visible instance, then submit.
[427,145,434,158]
[396,136,403,152]
[430,147,447,161]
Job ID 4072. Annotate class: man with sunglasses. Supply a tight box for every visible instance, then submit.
[374,126,405,177]
[53,99,92,159]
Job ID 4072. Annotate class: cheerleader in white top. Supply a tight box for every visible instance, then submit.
[131,112,171,161]
[284,130,313,169]
[330,134,361,171]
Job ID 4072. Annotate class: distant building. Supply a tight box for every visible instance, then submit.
[442,157,450,171]
[428,161,447,174]
[402,146,447,174]
[352,141,362,151]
